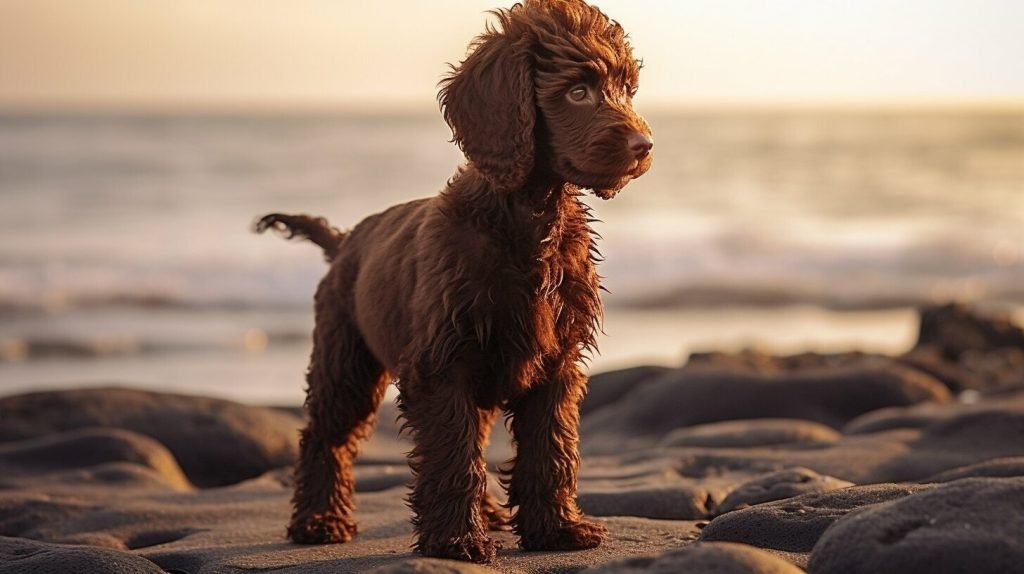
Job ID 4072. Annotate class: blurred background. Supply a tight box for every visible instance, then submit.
[1,0,1021,404]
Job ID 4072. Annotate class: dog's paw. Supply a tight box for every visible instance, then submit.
[287,513,357,544]
[519,519,607,551]
[418,533,499,564]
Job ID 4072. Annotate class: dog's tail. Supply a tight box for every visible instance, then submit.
[253,213,346,262]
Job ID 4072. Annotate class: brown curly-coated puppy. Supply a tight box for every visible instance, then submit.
[255,0,652,563]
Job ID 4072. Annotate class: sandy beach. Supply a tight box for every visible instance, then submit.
[2,302,1022,573]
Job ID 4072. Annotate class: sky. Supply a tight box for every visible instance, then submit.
[2,0,1023,111]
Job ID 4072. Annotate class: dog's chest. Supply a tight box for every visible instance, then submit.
[527,254,569,356]
[458,195,604,404]
[515,215,601,363]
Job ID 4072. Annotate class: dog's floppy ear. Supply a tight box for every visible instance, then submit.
[439,19,535,192]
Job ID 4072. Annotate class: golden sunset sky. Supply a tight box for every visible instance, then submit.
[2,0,1023,111]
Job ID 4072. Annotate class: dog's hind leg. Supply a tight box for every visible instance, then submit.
[287,285,387,544]
[401,372,498,563]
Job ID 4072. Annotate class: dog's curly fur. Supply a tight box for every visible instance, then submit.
[255,0,651,563]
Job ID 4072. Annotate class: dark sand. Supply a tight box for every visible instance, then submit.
[2,303,1023,573]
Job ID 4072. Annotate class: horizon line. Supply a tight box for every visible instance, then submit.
[3,97,1024,117]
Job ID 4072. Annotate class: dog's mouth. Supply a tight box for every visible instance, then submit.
[583,154,653,200]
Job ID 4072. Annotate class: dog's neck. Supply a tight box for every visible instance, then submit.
[444,167,586,249]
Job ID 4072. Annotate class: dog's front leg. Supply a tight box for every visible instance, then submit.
[402,375,497,563]
[506,361,607,551]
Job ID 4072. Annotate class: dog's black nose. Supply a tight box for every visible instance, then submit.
[628,132,653,160]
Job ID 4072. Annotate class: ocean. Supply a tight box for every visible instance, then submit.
[1,111,1022,404]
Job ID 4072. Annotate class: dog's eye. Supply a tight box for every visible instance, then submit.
[567,85,590,103]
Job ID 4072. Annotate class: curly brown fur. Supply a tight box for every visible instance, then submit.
[254,213,345,262]
[256,0,651,563]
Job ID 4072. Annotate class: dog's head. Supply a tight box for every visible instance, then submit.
[438,0,652,198]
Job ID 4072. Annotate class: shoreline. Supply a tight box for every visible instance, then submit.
[1,304,928,406]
